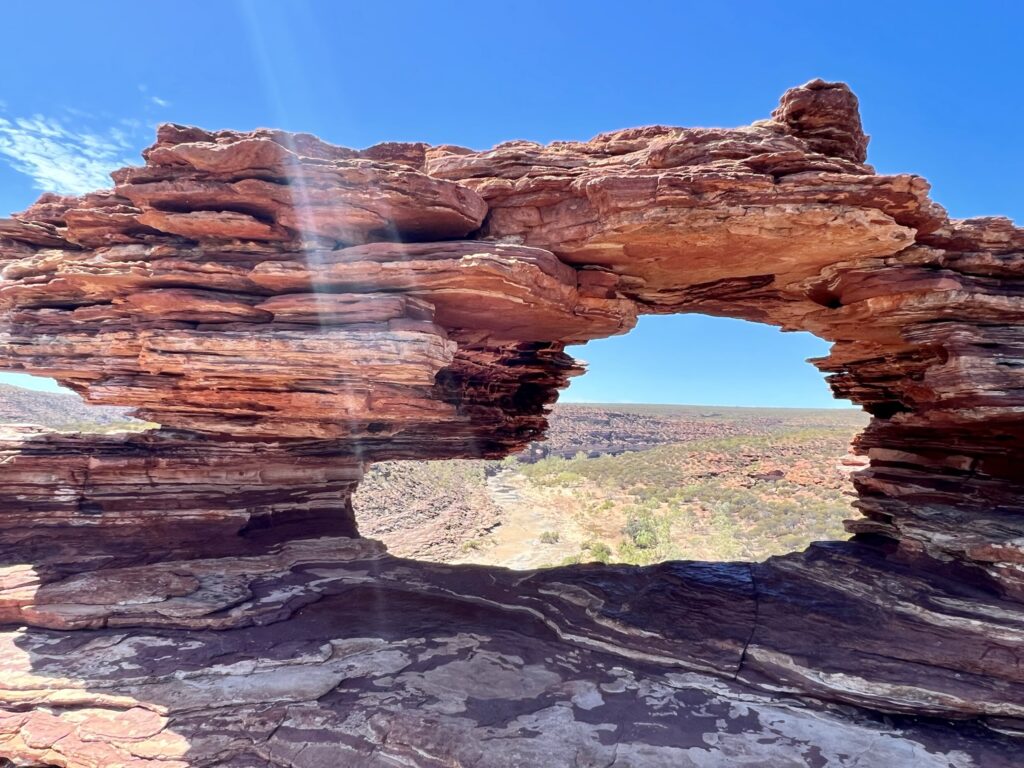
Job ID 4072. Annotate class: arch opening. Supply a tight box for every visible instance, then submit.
[0,372,152,433]
[354,314,869,568]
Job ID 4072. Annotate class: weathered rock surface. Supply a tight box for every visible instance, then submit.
[0,79,1021,765]
[1,533,1022,766]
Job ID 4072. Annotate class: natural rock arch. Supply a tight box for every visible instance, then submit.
[0,81,1021,765]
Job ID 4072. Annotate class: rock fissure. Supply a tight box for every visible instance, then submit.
[734,562,760,682]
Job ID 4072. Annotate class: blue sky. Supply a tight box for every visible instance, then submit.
[0,1,1020,407]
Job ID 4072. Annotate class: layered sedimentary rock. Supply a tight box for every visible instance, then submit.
[0,426,362,577]
[0,79,1022,765]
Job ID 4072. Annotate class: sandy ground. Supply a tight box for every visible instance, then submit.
[452,468,589,569]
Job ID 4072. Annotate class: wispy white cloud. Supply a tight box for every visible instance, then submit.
[0,113,140,196]
[150,96,170,108]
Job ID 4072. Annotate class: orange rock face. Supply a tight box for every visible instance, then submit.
[0,80,1022,765]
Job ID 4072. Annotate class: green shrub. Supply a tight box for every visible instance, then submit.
[581,540,612,563]
[623,513,659,549]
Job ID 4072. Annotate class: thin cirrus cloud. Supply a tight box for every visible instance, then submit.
[138,84,171,110]
[0,112,144,197]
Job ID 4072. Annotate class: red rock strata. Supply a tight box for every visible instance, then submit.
[0,80,1022,765]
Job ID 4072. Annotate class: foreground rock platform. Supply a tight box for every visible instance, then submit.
[0,80,1022,765]
[2,533,1023,766]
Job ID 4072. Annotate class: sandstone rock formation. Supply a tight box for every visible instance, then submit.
[0,79,1022,765]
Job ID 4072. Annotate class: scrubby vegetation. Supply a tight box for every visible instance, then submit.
[353,409,864,566]
[355,459,503,560]
[48,419,156,434]
[0,383,150,432]
[515,427,859,564]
